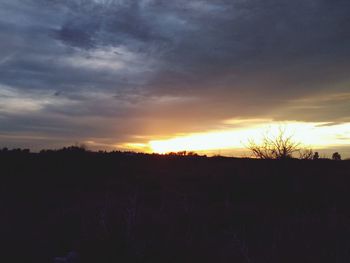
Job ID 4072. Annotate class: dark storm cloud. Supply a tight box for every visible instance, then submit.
[0,0,350,148]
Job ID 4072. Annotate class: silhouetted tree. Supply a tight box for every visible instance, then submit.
[298,148,313,160]
[313,152,319,160]
[60,145,87,153]
[247,127,302,159]
[167,151,199,157]
[332,152,341,161]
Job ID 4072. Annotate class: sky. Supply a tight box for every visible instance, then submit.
[0,0,350,157]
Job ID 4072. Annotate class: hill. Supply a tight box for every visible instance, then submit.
[1,150,350,263]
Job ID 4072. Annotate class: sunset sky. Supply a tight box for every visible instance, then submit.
[0,0,350,157]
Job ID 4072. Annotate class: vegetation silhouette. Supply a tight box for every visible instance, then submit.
[247,127,313,160]
[332,152,342,160]
[0,146,349,263]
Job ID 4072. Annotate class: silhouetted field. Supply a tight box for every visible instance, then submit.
[1,149,350,263]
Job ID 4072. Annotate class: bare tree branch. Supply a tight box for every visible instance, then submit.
[246,126,308,159]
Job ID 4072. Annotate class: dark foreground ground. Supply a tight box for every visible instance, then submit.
[1,150,350,263]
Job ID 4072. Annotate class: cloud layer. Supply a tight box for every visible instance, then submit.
[0,0,350,150]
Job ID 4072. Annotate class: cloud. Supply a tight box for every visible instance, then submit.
[0,0,350,150]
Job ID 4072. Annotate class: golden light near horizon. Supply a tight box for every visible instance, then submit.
[149,121,350,154]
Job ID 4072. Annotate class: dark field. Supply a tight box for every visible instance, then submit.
[1,150,350,263]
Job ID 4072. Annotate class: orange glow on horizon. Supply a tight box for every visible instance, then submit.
[147,121,350,155]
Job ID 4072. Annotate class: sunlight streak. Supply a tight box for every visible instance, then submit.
[149,121,350,154]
